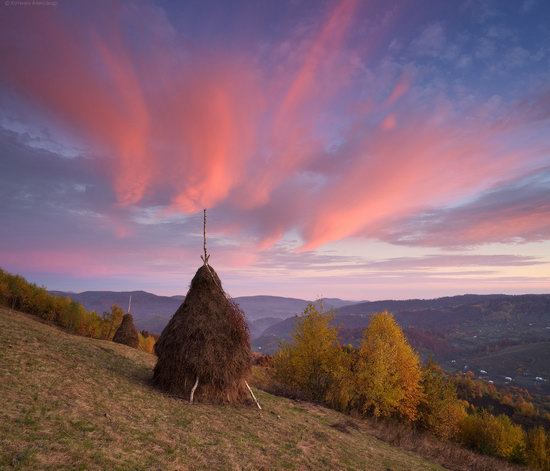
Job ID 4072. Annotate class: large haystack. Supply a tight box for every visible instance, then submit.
[153,264,252,403]
[113,313,139,348]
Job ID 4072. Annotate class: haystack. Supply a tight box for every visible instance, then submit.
[113,313,139,348]
[153,263,253,404]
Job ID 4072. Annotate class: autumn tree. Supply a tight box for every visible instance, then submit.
[273,303,344,402]
[417,359,466,439]
[355,311,422,421]
[325,344,358,412]
[0,267,113,339]
[525,426,549,470]
[104,305,124,340]
[0,277,10,306]
[138,331,156,354]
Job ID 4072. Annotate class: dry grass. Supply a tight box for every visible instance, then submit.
[362,419,526,471]
[0,307,443,470]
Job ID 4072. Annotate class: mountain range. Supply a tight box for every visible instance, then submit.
[50,290,358,338]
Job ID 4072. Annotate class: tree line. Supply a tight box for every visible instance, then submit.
[267,304,549,469]
[0,268,155,353]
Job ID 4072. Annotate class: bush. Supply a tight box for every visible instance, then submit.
[460,411,526,462]
[417,359,466,439]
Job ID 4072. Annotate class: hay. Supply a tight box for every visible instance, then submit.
[153,264,252,403]
[113,313,139,348]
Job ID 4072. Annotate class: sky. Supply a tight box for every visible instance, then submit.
[0,0,549,300]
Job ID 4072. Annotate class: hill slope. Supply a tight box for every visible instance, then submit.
[0,307,442,471]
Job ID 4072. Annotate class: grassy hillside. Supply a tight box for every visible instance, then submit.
[0,307,443,471]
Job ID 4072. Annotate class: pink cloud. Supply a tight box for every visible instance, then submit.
[299,108,528,249]
[380,114,397,130]
[1,0,548,256]
[380,168,550,248]
[386,73,411,105]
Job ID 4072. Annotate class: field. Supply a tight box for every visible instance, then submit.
[0,307,444,471]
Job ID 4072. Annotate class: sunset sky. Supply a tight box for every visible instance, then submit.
[0,0,549,300]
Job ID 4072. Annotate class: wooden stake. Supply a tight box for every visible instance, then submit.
[245,381,262,410]
[200,208,210,265]
[203,208,207,260]
[127,295,132,314]
[190,376,199,404]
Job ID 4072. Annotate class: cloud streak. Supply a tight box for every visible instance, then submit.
[382,168,550,248]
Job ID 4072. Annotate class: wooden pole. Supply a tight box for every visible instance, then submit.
[127,295,132,314]
[190,376,199,404]
[203,208,207,261]
[201,208,210,265]
[245,381,262,410]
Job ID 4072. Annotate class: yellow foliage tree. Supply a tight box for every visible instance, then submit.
[325,345,357,412]
[273,303,344,402]
[526,426,549,471]
[355,311,422,421]
[0,268,116,340]
[104,305,124,340]
[417,359,466,439]
[138,333,156,354]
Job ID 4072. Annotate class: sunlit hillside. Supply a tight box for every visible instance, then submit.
[0,307,445,471]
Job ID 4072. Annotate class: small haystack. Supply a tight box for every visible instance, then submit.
[153,210,257,406]
[113,296,139,348]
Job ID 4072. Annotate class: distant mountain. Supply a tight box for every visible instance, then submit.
[232,295,310,321]
[50,290,357,337]
[318,297,359,309]
[49,290,181,334]
[248,317,283,339]
[259,294,550,343]
[335,294,508,318]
